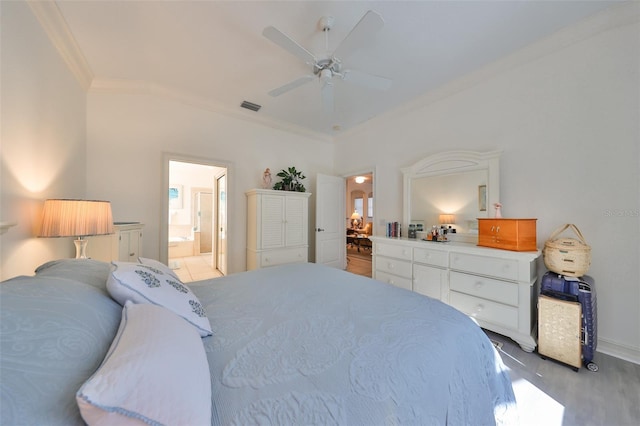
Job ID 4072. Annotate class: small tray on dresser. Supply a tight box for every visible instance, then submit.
[477,218,537,251]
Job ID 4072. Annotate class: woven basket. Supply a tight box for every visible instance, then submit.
[543,224,591,277]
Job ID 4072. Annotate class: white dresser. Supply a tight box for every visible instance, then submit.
[246,189,311,270]
[370,236,540,352]
[89,222,144,263]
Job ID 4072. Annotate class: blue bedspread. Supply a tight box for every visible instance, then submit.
[191,263,517,425]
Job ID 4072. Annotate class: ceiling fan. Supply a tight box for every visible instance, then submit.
[262,10,392,112]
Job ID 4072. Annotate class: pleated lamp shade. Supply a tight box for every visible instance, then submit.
[40,199,114,258]
[438,214,456,225]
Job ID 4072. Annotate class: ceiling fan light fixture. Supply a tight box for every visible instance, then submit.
[318,16,335,32]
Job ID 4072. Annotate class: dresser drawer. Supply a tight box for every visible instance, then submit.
[449,271,518,306]
[450,252,519,281]
[375,242,412,261]
[413,247,448,267]
[375,270,413,291]
[259,247,307,267]
[449,291,518,330]
[375,256,412,278]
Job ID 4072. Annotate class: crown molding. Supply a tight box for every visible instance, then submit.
[89,78,332,143]
[27,0,93,91]
[340,1,640,141]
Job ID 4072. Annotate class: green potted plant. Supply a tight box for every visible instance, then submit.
[273,166,306,192]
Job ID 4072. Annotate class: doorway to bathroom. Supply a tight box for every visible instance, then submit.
[166,159,227,282]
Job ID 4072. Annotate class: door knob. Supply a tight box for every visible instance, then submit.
[316,228,325,232]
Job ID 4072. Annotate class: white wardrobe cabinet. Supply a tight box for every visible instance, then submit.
[246,189,311,270]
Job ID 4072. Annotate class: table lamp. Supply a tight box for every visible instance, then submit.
[39,199,114,259]
[439,214,456,226]
[350,210,361,229]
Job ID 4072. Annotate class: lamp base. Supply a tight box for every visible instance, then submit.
[74,238,88,259]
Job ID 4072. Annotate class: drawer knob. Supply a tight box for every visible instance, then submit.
[475,281,484,289]
[388,262,394,269]
[472,304,484,316]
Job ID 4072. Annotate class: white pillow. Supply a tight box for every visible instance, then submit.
[107,262,212,337]
[137,257,180,281]
[76,301,212,426]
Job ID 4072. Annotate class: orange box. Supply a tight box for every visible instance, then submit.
[478,218,537,251]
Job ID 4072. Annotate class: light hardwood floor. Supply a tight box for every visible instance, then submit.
[487,330,639,425]
[346,246,372,278]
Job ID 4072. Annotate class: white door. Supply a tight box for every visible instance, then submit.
[216,174,227,276]
[315,173,346,269]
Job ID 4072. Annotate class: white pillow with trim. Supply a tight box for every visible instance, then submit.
[76,301,212,426]
[107,261,212,337]
[137,257,181,281]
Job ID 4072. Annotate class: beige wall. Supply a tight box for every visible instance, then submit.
[0,1,87,279]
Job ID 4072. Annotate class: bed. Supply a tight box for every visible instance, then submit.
[1,259,517,425]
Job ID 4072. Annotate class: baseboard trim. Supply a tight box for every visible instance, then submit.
[597,338,640,365]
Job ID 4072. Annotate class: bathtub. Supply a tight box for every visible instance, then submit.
[168,236,195,258]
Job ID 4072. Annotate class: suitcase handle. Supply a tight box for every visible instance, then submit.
[548,223,588,245]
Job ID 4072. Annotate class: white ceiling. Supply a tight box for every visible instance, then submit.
[54,0,620,137]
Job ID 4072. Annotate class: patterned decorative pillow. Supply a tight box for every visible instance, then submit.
[106,262,212,337]
[137,257,181,281]
[76,301,212,425]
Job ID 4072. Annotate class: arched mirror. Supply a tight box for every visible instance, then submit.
[402,150,501,242]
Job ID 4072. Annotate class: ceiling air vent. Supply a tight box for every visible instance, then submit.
[240,101,261,112]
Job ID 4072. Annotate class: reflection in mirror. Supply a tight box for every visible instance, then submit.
[410,169,487,233]
[402,150,501,242]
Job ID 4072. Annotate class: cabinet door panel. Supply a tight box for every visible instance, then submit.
[413,264,446,299]
[285,196,306,246]
[261,196,285,249]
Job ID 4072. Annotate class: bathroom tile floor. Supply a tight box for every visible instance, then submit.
[170,254,222,283]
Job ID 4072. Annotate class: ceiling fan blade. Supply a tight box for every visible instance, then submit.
[268,75,315,97]
[263,26,317,64]
[332,10,384,60]
[343,69,392,91]
[321,79,334,113]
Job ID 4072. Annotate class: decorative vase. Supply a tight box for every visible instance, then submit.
[495,205,502,218]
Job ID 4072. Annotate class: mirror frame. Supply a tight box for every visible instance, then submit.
[402,150,502,234]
